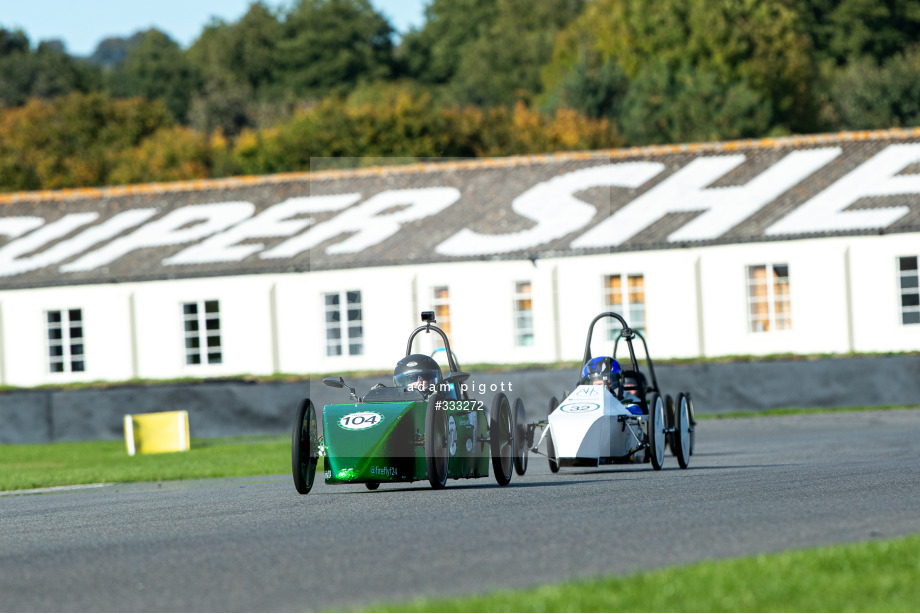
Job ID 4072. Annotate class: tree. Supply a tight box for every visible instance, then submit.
[0,93,173,191]
[823,45,920,129]
[187,3,284,97]
[0,28,101,108]
[447,0,587,107]
[794,0,920,66]
[276,0,395,98]
[106,29,201,122]
[545,60,629,120]
[542,0,818,135]
[399,0,499,85]
[620,62,773,145]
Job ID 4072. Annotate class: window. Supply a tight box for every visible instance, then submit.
[513,281,534,346]
[183,300,222,365]
[324,291,363,356]
[747,264,791,333]
[47,308,85,373]
[604,274,646,339]
[433,286,450,334]
[900,256,919,325]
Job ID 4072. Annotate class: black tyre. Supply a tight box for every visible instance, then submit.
[425,392,449,489]
[512,397,528,476]
[490,392,513,485]
[686,392,697,455]
[547,396,560,473]
[648,392,665,471]
[665,394,676,454]
[365,482,380,490]
[674,393,691,469]
[291,398,318,495]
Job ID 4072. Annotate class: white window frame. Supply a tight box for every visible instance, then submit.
[899,256,919,326]
[324,290,364,357]
[513,281,534,347]
[604,273,646,339]
[746,264,792,333]
[182,300,223,365]
[46,308,85,374]
[432,286,451,335]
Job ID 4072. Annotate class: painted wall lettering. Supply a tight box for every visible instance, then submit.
[766,143,920,236]
[572,148,841,248]
[436,163,665,256]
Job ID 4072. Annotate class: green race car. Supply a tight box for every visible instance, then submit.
[292,311,523,494]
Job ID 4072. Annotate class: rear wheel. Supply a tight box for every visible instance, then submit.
[674,393,691,469]
[547,396,559,473]
[512,397,528,476]
[425,393,449,489]
[291,398,318,495]
[665,394,676,454]
[686,392,697,455]
[648,393,665,471]
[490,392,513,485]
[365,482,380,490]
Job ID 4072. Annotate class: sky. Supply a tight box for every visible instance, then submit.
[0,0,430,57]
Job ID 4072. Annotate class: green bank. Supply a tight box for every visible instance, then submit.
[369,533,920,612]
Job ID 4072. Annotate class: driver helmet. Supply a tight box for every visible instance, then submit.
[580,356,621,392]
[394,354,442,392]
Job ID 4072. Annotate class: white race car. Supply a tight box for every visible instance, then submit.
[522,312,695,472]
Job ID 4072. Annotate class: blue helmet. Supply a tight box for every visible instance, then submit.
[580,356,621,389]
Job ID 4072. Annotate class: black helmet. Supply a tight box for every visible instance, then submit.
[394,354,442,391]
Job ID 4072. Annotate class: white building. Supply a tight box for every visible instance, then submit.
[0,129,918,388]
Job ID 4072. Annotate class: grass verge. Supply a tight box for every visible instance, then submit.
[368,533,920,612]
[0,435,297,492]
[700,403,919,419]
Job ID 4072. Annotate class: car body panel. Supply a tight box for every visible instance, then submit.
[322,399,490,484]
[549,385,647,466]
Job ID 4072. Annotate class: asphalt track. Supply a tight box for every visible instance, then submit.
[2,409,919,612]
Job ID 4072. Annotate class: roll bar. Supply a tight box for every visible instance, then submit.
[582,311,661,395]
[405,311,461,374]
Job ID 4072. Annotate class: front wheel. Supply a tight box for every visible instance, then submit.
[291,398,318,494]
[512,397,528,476]
[425,393,449,489]
[490,392,513,485]
[648,393,665,471]
[547,396,559,473]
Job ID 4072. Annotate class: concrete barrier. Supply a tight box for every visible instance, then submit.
[1,355,917,444]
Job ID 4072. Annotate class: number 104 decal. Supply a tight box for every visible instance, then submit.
[338,411,384,430]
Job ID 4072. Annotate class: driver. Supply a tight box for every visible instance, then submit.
[580,356,621,396]
[394,354,443,395]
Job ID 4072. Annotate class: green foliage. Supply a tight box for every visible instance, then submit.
[0,28,101,108]
[446,0,587,107]
[548,60,629,120]
[796,0,920,66]
[371,533,920,612]
[106,29,201,122]
[823,45,920,130]
[543,0,818,138]
[620,61,773,145]
[0,93,173,191]
[399,0,499,86]
[187,3,284,97]
[4,0,920,190]
[277,0,395,99]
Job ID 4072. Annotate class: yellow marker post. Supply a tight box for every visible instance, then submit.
[123,411,190,456]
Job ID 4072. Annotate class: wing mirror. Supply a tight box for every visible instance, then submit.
[323,376,359,401]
